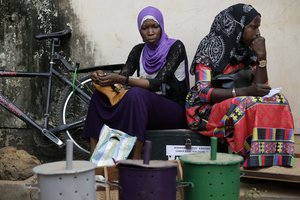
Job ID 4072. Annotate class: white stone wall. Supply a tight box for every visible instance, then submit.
[69,0,300,133]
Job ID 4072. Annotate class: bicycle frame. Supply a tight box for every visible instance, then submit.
[0,27,124,149]
[0,39,91,147]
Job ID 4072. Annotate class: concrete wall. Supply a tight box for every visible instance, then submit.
[0,0,93,162]
[0,0,299,161]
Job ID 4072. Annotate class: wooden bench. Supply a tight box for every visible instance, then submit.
[241,158,300,183]
[241,132,300,183]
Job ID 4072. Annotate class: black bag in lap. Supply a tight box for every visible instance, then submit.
[211,67,254,89]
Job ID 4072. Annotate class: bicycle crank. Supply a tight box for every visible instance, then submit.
[42,129,64,147]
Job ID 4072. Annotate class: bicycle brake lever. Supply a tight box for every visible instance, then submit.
[42,129,64,147]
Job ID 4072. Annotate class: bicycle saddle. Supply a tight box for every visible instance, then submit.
[34,27,72,40]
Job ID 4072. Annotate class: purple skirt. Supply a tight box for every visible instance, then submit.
[83,87,187,141]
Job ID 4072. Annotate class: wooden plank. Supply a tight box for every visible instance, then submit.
[95,166,118,182]
[241,158,300,183]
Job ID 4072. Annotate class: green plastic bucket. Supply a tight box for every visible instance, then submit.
[180,137,243,200]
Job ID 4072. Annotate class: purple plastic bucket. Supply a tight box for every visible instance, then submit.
[117,160,177,200]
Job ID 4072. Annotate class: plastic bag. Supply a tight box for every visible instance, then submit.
[90,124,137,167]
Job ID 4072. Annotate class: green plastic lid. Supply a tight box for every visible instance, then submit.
[180,152,243,165]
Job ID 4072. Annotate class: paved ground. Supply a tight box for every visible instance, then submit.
[240,178,300,199]
[1,176,300,200]
[0,176,38,200]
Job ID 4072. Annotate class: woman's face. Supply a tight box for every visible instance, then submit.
[140,19,162,46]
[242,15,261,46]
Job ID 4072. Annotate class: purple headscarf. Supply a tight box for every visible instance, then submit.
[137,6,176,74]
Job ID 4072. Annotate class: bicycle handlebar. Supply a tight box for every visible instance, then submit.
[56,54,124,73]
[75,64,125,73]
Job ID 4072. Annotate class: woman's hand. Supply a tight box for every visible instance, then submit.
[91,70,104,84]
[91,70,125,86]
[251,36,269,84]
[251,36,266,61]
[245,83,271,96]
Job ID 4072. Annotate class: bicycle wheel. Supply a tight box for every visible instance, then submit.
[56,75,94,159]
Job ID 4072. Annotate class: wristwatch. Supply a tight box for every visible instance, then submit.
[258,60,267,68]
[232,88,237,97]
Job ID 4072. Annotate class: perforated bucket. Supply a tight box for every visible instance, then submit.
[117,160,177,200]
[33,161,96,200]
[180,152,243,200]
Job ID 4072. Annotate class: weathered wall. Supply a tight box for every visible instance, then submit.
[0,0,95,162]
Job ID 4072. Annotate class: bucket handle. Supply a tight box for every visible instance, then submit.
[96,180,121,189]
[25,183,40,192]
[177,181,194,188]
[240,172,245,178]
[25,183,40,199]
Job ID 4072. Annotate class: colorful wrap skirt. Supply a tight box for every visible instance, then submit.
[186,94,294,168]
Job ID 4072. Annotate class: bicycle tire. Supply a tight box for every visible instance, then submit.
[56,75,94,159]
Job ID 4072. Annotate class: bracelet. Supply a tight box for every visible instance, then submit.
[232,88,237,97]
[258,60,267,68]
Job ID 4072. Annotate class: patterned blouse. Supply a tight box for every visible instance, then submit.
[120,40,189,106]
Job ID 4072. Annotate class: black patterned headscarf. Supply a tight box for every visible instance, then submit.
[190,4,260,75]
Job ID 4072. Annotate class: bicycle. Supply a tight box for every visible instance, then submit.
[0,27,124,158]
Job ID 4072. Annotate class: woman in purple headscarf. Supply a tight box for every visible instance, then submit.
[83,6,189,157]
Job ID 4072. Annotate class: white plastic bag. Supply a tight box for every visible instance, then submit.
[90,124,137,167]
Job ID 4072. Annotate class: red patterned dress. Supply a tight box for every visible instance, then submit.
[186,63,295,168]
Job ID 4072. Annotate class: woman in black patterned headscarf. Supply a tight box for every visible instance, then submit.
[190,4,260,74]
[186,4,295,168]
